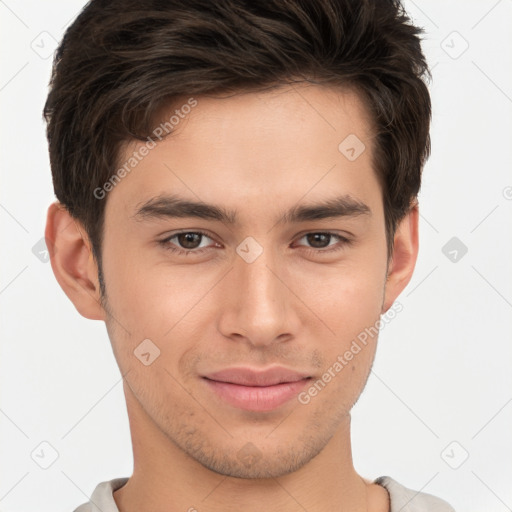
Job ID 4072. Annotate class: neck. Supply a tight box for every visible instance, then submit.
[114,383,384,512]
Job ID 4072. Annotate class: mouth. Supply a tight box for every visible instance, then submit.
[202,366,312,412]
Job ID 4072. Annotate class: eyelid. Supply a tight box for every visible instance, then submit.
[296,232,344,242]
[159,229,218,249]
[293,230,351,243]
[293,232,353,254]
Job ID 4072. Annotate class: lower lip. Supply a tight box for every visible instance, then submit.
[203,378,310,412]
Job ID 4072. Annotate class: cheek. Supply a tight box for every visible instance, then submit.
[294,257,386,341]
[102,241,199,328]
[294,268,385,408]
[102,249,221,370]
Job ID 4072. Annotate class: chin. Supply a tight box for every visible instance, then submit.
[183,434,327,480]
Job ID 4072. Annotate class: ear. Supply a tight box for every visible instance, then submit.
[382,203,419,313]
[45,201,106,320]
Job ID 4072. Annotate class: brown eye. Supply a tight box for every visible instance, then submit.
[177,232,203,249]
[159,230,216,255]
[295,232,352,255]
[305,233,333,248]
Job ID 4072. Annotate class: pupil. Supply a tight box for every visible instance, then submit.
[179,233,201,249]
[307,233,330,248]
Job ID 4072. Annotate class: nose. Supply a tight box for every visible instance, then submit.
[217,241,299,348]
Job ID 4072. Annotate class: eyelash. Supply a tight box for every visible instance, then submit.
[158,230,352,257]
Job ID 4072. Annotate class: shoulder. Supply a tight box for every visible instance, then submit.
[73,477,129,512]
[374,475,456,512]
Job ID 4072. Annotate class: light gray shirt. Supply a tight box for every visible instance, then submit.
[74,475,456,511]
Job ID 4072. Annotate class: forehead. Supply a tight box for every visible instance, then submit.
[171,83,374,149]
[106,83,379,224]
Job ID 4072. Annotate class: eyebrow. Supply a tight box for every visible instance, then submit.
[132,193,371,225]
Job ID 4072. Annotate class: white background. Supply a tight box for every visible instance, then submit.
[1,1,511,511]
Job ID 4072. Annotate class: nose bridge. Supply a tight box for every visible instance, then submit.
[219,237,294,346]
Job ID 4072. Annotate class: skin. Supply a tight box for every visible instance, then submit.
[46,83,419,512]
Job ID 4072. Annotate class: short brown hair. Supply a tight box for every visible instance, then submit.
[44,0,431,292]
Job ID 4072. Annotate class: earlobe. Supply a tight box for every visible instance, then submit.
[382,203,419,313]
[45,201,106,320]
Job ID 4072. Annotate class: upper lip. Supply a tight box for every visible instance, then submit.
[203,366,311,387]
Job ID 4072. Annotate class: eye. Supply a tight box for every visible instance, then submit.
[158,230,352,257]
[294,232,352,254]
[158,230,217,255]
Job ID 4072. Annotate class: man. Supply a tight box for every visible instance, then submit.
[43,0,455,510]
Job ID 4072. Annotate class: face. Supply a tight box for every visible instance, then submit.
[99,84,391,478]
